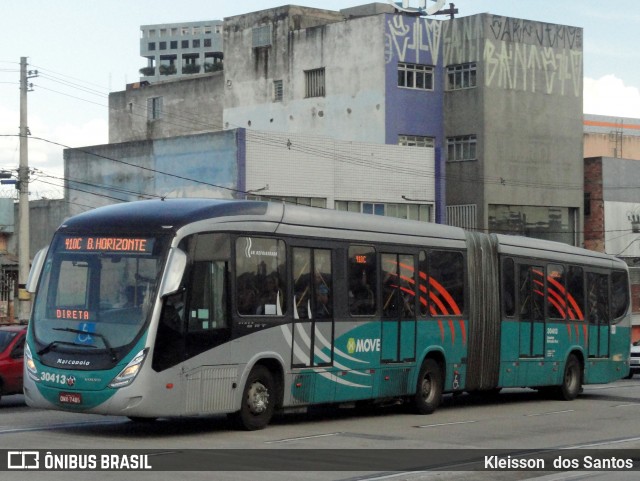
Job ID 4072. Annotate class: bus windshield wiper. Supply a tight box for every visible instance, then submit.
[52,327,118,361]
[38,340,98,356]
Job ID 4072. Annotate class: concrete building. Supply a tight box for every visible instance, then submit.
[63,129,435,225]
[583,114,640,339]
[139,20,224,83]
[108,4,585,240]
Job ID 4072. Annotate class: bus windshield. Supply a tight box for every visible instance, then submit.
[31,234,167,355]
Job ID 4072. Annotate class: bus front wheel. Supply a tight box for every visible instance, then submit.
[413,358,443,414]
[234,365,276,431]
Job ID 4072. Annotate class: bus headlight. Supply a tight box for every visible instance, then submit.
[25,343,40,381]
[109,349,148,388]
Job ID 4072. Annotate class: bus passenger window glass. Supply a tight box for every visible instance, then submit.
[348,246,376,316]
[587,273,609,325]
[611,270,629,321]
[293,248,332,320]
[428,251,464,316]
[314,249,332,319]
[546,264,566,320]
[236,237,287,316]
[520,266,544,321]
[566,266,584,320]
[418,251,428,317]
[381,254,415,318]
[502,258,515,317]
[293,248,312,319]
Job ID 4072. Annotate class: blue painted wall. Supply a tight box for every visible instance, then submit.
[384,14,445,223]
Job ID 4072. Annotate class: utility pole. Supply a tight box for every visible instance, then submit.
[18,57,32,323]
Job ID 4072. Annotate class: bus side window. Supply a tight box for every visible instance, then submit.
[611,270,629,321]
[348,245,376,316]
[236,237,287,316]
[587,272,609,325]
[502,258,515,317]
[546,264,566,320]
[566,266,584,320]
[428,250,464,316]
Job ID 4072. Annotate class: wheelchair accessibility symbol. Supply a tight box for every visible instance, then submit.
[76,322,96,345]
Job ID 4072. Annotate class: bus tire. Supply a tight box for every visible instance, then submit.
[236,365,275,431]
[413,358,443,414]
[557,354,582,401]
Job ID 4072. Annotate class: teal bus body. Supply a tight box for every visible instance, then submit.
[23,199,631,430]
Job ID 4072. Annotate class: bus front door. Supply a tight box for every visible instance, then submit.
[291,248,335,369]
[381,254,416,363]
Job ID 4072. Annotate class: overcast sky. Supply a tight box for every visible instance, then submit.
[1,0,639,199]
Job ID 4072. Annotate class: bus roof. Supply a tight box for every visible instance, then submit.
[58,199,468,243]
[57,200,625,269]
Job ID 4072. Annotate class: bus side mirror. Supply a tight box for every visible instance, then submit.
[26,247,48,293]
[159,248,187,297]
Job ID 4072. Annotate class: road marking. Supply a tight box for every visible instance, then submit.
[414,420,477,428]
[265,432,343,444]
[526,409,574,417]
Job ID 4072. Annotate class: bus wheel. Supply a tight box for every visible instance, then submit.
[557,354,582,401]
[414,359,443,414]
[236,365,275,431]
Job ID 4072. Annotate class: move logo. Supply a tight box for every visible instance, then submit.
[346,337,381,354]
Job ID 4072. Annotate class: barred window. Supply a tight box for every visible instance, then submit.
[398,63,434,91]
[305,68,325,98]
[446,63,477,90]
[147,96,163,121]
[273,79,283,102]
[447,135,477,161]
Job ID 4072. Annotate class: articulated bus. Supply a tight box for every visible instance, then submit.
[24,199,631,430]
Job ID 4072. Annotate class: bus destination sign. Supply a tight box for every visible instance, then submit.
[62,236,155,254]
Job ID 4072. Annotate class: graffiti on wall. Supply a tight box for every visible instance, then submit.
[385,15,443,65]
[482,16,582,97]
[386,14,582,97]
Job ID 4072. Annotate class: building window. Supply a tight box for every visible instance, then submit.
[170,41,178,49]
[148,42,156,51]
[446,63,477,90]
[273,80,283,102]
[193,39,200,48]
[182,40,189,48]
[398,63,434,90]
[336,201,431,222]
[305,68,325,98]
[159,42,167,50]
[247,195,326,208]
[147,96,163,121]
[398,135,434,148]
[488,205,578,246]
[204,38,212,47]
[447,135,477,161]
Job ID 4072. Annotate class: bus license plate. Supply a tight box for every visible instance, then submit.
[59,392,82,404]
